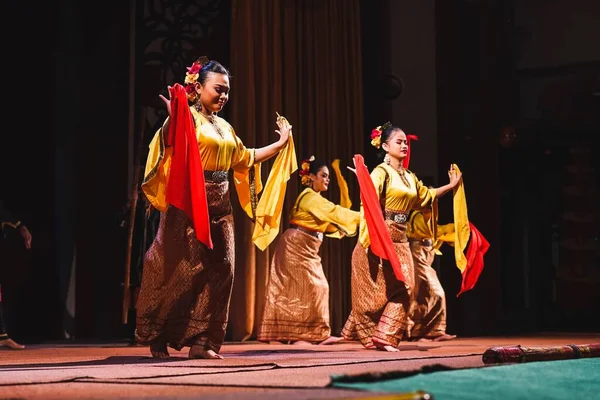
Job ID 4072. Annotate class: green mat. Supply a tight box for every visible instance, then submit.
[330,358,600,399]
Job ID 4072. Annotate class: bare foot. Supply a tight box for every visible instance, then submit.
[378,344,400,352]
[292,340,312,346]
[189,345,224,359]
[0,338,25,350]
[433,333,457,342]
[417,337,432,342]
[372,338,400,352]
[150,341,170,358]
[319,336,344,345]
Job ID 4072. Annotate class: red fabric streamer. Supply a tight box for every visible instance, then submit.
[401,134,419,169]
[457,222,489,296]
[165,84,213,249]
[353,154,406,284]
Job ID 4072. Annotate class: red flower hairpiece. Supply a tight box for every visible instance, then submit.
[370,121,391,148]
[299,155,315,186]
[184,56,209,103]
[187,62,203,75]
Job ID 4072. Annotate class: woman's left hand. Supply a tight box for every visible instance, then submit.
[448,164,462,187]
[275,118,292,146]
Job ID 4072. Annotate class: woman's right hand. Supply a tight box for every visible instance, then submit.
[159,86,173,116]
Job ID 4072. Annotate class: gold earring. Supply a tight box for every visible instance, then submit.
[194,99,202,113]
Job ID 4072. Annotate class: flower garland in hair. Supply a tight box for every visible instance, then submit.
[299,155,315,186]
[184,56,209,103]
[370,121,392,148]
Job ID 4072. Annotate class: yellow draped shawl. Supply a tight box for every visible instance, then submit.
[406,164,470,269]
[251,117,298,250]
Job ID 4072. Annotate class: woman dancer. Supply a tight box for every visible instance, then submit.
[342,123,461,351]
[258,156,359,345]
[135,57,291,359]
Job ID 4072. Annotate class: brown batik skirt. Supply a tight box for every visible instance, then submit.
[135,178,234,353]
[408,240,447,339]
[257,228,330,343]
[341,221,415,348]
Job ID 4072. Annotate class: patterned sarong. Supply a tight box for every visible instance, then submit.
[136,178,234,353]
[257,228,330,342]
[342,221,414,348]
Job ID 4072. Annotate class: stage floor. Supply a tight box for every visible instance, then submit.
[1,332,598,399]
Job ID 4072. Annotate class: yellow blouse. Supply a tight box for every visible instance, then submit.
[407,210,435,241]
[190,108,254,172]
[407,210,455,254]
[435,223,456,250]
[289,188,360,238]
[142,107,258,212]
[359,163,436,247]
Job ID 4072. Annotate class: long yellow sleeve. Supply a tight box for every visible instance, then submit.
[452,164,470,272]
[141,122,172,212]
[289,188,360,238]
[331,159,352,209]
[234,163,263,219]
[252,133,298,251]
